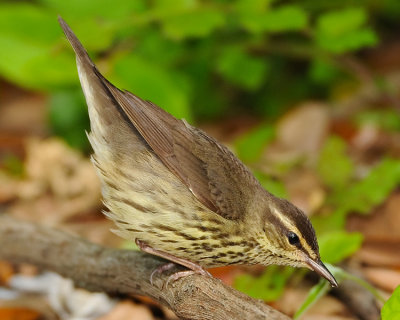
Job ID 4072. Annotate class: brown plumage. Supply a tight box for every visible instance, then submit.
[58,17,337,287]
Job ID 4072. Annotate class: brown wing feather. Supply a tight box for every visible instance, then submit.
[105,84,261,220]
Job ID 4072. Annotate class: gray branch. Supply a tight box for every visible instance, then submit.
[0,215,290,320]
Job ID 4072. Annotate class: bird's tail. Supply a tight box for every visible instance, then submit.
[58,16,94,67]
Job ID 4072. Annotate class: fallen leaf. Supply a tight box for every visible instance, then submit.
[98,301,154,320]
[363,267,400,292]
[284,169,325,214]
[274,286,354,319]
[347,191,400,268]
[0,261,14,285]
[355,243,400,268]
[9,138,101,225]
[0,307,41,320]
[276,102,330,157]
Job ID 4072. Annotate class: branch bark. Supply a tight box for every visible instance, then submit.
[0,215,290,320]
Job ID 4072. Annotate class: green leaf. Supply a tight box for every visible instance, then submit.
[234,266,294,301]
[317,136,354,190]
[0,4,115,89]
[309,59,342,85]
[0,4,60,45]
[237,4,307,33]
[382,286,400,320]
[112,53,192,121]
[235,124,275,162]
[319,231,363,264]
[135,30,184,68]
[332,158,400,214]
[152,0,197,12]
[58,18,116,53]
[317,7,368,36]
[235,0,271,14]
[311,209,347,235]
[317,28,377,54]
[294,279,331,319]
[0,4,79,89]
[261,5,308,32]
[295,264,343,319]
[161,8,225,39]
[316,8,378,53]
[48,89,90,150]
[254,172,287,199]
[356,109,400,132]
[38,0,147,19]
[216,47,268,90]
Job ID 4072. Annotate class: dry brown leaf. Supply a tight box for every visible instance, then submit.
[276,102,330,156]
[0,295,57,320]
[348,191,400,268]
[209,265,242,286]
[0,260,14,285]
[351,191,400,242]
[66,219,123,247]
[284,169,325,214]
[0,308,41,320]
[0,172,19,203]
[17,264,38,277]
[363,267,400,292]
[274,286,355,319]
[303,315,356,320]
[355,243,400,267]
[9,138,101,225]
[0,86,46,136]
[259,102,330,176]
[98,301,154,320]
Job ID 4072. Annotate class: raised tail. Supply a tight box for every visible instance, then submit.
[58,16,94,67]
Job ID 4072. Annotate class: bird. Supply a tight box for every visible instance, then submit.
[58,17,337,288]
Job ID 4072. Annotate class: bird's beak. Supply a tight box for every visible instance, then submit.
[304,256,338,287]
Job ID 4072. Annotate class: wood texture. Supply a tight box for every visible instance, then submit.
[0,215,290,320]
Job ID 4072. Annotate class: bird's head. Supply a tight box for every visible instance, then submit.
[259,197,338,287]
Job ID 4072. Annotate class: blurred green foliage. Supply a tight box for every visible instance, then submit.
[234,265,294,301]
[318,231,363,264]
[317,136,354,190]
[382,285,400,320]
[0,0,394,139]
[235,124,275,163]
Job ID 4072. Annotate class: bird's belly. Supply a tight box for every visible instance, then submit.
[88,120,252,268]
[100,160,249,267]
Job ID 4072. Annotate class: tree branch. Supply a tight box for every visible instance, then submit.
[0,215,290,320]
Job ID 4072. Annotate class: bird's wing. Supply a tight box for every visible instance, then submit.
[105,85,261,220]
[59,16,261,220]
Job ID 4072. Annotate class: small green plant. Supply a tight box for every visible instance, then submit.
[295,265,385,319]
[382,286,400,320]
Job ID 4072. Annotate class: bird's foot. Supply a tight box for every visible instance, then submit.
[150,262,175,285]
[136,239,212,287]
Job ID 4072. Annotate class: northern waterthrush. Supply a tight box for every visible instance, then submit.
[59,17,337,287]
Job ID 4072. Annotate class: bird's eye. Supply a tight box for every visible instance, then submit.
[287,232,300,246]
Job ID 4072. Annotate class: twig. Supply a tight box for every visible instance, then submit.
[0,215,290,320]
[332,267,382,320]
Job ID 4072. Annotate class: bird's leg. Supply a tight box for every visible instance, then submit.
[136,239,212,285]
[149,262,175,285]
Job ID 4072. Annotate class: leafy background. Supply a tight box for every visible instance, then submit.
[0,0,400,319]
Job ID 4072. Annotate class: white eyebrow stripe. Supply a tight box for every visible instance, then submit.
[269,205,315,258]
